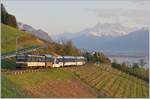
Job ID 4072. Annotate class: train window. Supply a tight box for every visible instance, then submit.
[38,57,42,62]
[38,57,41,62]
[42,57,45,62]
[27,56,30,62]
[31,56,34,62]
[53,58,58,64]
[64,58,76,62]
[40,57,45,62]
[56,60,59,64]
[28,56,45,62]
[50,58,53,62]
[28,56,34,62]
[59,58,63,62]
[43,57,46,62]
[30,57,33,62]
[34,57,37,62]
[17,55,28,62]
[36,57,39,62]
[76,58,84,62]
[46,57,53,62]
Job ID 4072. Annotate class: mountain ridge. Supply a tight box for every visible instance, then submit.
[54,23,138,40]
[18,22,52,42]
[54,23,149,55]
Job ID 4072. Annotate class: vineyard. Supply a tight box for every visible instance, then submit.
[64,64,149,98]
[1,68,97,98]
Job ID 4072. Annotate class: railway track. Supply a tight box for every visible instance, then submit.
[1,65,85,75]
[1,68,51,75]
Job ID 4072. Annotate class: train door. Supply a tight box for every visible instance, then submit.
[53,57,60,67]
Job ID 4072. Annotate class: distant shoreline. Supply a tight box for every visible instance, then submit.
[103,51,148,58]
[108,55,149,68]
[107,54,148,58]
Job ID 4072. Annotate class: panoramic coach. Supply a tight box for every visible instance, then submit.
[16,54,86,68]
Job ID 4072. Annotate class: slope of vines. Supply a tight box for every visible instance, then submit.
[65,64,149,98]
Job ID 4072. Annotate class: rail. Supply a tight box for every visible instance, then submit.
[1,68,50,75]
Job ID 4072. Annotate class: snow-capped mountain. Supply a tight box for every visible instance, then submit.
[18,22,52,42]
[72,27,149,54]
[79,23,137,37]
[54,23,137,40]
[53,23,148,55]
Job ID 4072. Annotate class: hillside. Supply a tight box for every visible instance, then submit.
[2,64,149,98]
[64,64,149,98]
[1,24,53,69]
[1,4,80,57]
[1,23,81,69]
[1,24,80,56]
[1,4,51,55]
[1,69,97,98]
[1,24,46,55]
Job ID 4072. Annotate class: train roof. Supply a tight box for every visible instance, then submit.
[28,54,45,57]
[17,54,85,59]
[63,56,76,58]
[77,56,85,59]
[16,54,27,56]
[56,56,85,59]
[45,54,52,57]
[56,56,63,58]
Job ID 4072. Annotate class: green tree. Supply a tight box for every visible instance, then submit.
[1,4,17,28]
[62,40,80,56]
[139,59,146,67]
[132,63,139,69]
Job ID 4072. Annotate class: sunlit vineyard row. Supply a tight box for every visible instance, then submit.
[66,64,149,98]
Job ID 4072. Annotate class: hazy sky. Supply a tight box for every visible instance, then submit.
[2,0,150,35]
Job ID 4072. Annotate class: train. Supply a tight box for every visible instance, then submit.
[16,54,86,68]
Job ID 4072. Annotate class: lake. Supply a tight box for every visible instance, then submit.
[108,56,149,68]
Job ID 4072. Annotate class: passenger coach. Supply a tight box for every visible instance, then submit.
[16,54,85,68]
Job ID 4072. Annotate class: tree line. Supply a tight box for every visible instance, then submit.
[1,4,18,28]
[83,51,111,64]
[51,40,81,56]
[112,62,149,82]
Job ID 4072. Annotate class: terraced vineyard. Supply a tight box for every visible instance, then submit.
[1,68,98,98]
[65,64,149,98]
